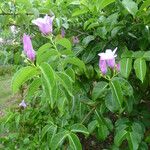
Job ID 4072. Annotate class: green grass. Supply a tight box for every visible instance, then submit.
[0,75,12,105]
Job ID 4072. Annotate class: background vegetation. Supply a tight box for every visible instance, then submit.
[0,0,150,149]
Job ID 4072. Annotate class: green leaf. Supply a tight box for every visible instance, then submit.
[134,58,146,83]
[92,81,108,100]
[37,45,59,65]
[139,0,150,10]
[120,58,132,78]
[12,66,39,93]
[97,125,109,141]
[68,133,82,150]
[143,51,150,61]
[56,38,72,50]
[50,131,68,150]
[88,120,98,134]
[57,72,73,97]
[82,49,96,64]
[65,68,75,82]
[71,123,89,135]
[42,124,57,140]
[72,8,89,17]
[115,77,133,96]
[39,63,56,108]
[132,51,145,59]
[82,35,95,46]
[127,132,140,150]
[122,0,138,16]
[62,57,86,72]
[27,78,41,98]
[98,0,115,11]
[114,129,128,147]
[121,51,133,58]
[109,79,123,110]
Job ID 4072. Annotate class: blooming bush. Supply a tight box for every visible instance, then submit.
[0,0,150,149]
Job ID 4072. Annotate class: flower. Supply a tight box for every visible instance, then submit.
[32,14,54,35]
[98,48,117,74]
[61,28,65,38]
[116,63,120,72]
[19,100,27,108]
[72,36,79,44]
[23,33,36,61]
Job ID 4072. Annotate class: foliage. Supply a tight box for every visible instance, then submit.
[0,0,150,149]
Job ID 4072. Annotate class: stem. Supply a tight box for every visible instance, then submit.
[49,36,58,51]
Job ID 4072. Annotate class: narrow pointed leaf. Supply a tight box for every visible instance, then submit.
[68,133,82,150]
[109,79,123,109]
[71,123,89,135]
[120,58,132,78]
[92,81,108,100]
[50,131,68,150]
[12,66,39,93]
[134,58,146,83]
[57,72,73,97]
[122,0,138,16]
[40,62,56,108]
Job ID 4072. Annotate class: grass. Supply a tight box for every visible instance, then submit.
[0,75,12,105]
[0,74,17,117]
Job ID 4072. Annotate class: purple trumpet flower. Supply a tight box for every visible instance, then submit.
[32,14,54,35]
[98,48,117,74]
[19,100,27,108]
[23,33,36,61]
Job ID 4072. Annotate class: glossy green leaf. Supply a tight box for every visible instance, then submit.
[42,124,57,140]
[65,68,75,82]
[127,132,140,150]
[27,78,41,98]
[97,124,109,141]
[56,38,72,50]
[40,62,56,108]
[134,58,146,83]
[82,35,95,46]
[62,57,86,72]
[12,66,39,93]
[115,77,133,96]
[92,81,108,100]
[37,47,59,65]
[50,131,68,150]
[71,123,89,135]
[109,79,123,110]
[139,0,150,10]
[72,8,89,17]
[57,72,73,97]
[114,129,127,147]
[68,132,82,150]
[120,58,132,78]
[88,120,98,134]
[122,0,138,16]
[98,0,115,11]
[143,51,150,61]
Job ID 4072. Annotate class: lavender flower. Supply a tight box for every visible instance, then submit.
[116,63,120,72]
[32,14,54,35]
[19,100,27,108]
[23,33,36,61]
[98,48,117,74]
[61,28,65,37]
[72,36,79,44]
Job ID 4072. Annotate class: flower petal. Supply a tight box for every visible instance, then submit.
[99,59,107,74]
